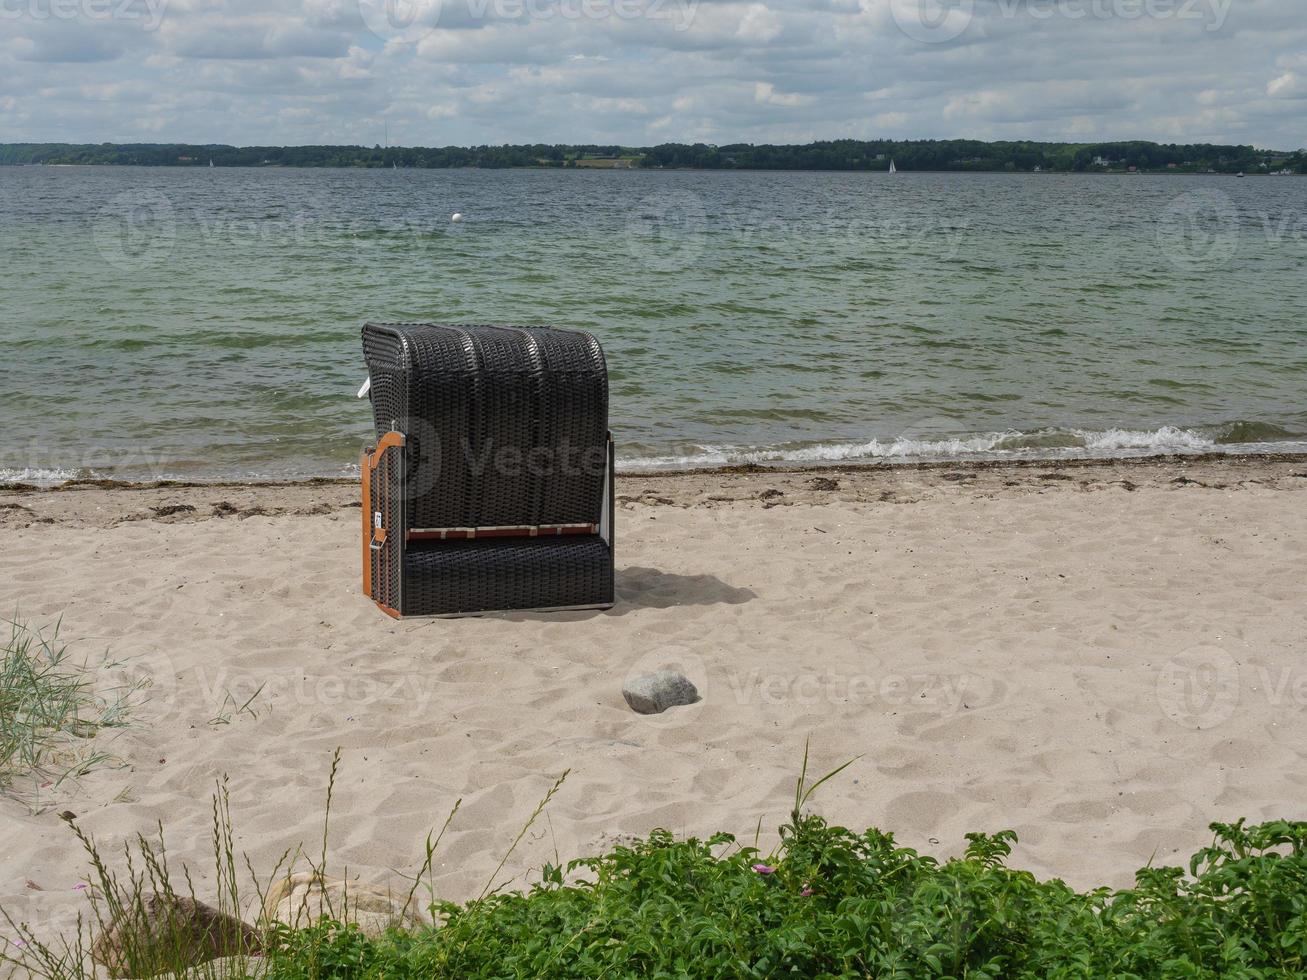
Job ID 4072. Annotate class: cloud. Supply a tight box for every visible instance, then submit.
[1267,71,1301,99]
[0,0,1303,147]
[8,23,127,63]
[754,81,812,106]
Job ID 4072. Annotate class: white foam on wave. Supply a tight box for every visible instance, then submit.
[618,425,1290,471]
[619,448,734,470]
[765,434,1018,461]
[0,467,81,487]
[1079,425,1215,452]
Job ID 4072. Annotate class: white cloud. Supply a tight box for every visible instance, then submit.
[1267,71,1300,98]
[754,81,811,106]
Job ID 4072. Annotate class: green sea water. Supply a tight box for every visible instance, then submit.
[1,165,1304,483]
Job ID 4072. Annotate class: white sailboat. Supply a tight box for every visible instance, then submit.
[888,159,897,174]
[209,159,214,168]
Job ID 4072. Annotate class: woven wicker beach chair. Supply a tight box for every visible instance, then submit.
[359,323,614,617]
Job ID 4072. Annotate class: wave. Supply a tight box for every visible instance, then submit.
[0,467,82,486]
[619,422,1307,471]
[5,423,1301,485]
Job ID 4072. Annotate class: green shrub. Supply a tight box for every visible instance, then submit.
[264,816,1307,979]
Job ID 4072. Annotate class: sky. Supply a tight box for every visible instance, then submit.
[1,0,1304,149]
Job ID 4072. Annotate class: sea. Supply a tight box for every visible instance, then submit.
[2,165,1305,484]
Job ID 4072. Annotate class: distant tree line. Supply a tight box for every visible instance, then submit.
[640,140,1301,174]
[1,140,1301,174]
[0,142,590,169]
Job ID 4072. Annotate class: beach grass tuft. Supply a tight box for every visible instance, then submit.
[0,619,140,806]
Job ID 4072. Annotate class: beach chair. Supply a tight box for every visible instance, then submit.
[359,323,615,617]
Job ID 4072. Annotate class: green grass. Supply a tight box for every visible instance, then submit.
[4,750,1307,978]
[0,619,139,805]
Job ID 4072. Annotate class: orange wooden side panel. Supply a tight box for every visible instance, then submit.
[361,432,406,604]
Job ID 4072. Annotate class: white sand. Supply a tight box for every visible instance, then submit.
[2,455,1306,945]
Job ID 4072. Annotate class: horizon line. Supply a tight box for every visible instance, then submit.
[4,137,1304,152]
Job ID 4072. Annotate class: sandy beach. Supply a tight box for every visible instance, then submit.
[3,454,1306,944]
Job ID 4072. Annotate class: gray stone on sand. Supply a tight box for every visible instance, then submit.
[623,670,700,714]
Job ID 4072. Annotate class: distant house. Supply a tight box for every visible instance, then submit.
[178,156,194,163]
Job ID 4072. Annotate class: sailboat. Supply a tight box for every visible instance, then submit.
[888,159,897,174]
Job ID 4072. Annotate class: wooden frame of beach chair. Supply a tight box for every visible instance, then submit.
[360,323,615,618]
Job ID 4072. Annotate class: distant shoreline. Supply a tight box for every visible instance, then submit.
[4,139,1301,176]
[7,162,1301,177]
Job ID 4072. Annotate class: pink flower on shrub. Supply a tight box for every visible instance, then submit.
[800,886,814,897]
[751,864,776,874]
